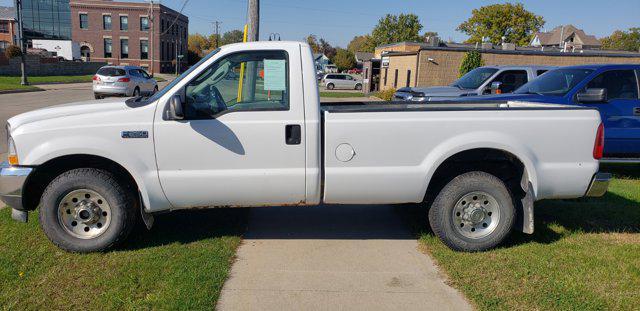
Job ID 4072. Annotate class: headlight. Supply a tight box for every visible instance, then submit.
[7,126,18,165]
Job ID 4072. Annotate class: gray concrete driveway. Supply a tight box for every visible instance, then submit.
[217,205,471,311]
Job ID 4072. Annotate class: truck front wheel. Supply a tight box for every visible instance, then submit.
[39,168,137,253]
[428,171,515,252]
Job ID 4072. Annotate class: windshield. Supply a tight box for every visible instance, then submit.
[97,67,126,77]
[515,68,594,96]
[452,67,499,89]
[141,48,221,103]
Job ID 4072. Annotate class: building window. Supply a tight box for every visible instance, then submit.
[0,41,10,51]
[104,38,112,58]
[79,13,88,29]
[120,38,128,58]
[406,70,411,87]
[140,40,148,59]
[140,17,149,31]
[393,69,398,88]
[120,16,128,31]
[0,22,9,33]
[103,15,112,30]
[384,68,388,86]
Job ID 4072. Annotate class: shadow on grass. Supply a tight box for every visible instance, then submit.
[398,190,640,248]
[116,208,248,251]
[601,163,640,179]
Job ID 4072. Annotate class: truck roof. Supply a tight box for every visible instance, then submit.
[559,64,640,70]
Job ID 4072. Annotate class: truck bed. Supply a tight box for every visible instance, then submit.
[320,100,593,113]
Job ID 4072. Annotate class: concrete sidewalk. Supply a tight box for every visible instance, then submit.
[217,205,471,311]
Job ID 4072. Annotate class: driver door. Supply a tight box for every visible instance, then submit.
[153,49,307,208]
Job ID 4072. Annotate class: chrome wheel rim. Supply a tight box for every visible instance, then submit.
[57,189,111,239]
[452,191,500,239]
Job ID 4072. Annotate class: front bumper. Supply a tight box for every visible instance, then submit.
[585,172,612,197]
[0,161,33,211]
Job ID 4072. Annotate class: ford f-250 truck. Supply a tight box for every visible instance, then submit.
[0,42,610,253]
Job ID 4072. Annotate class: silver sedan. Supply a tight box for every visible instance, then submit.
[92,66,158,99]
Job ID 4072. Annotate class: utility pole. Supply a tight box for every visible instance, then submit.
[175,38,179,75]
[211,21,221,48]
[246,0,259,41]
[14,0,28,85]
[147,0,155,75]
[244,0,259,101]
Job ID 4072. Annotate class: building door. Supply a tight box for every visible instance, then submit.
[80,46,91,61]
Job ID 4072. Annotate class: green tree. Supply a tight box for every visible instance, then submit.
[319,38,337,59]
[459,50,484,77]
[601,28,640,52]
[220,30,245,46]
[332,48,356,72]
[457,3,545,46]
[4,45,22,58]
[371,14,423,47]
[188,33,209,56]
[305,35,321,53]
[347,35,375,53]
[423,31,439,40]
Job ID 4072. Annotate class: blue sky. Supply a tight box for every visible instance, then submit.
[2,0,638,47]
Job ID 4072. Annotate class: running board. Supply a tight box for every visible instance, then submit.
[601,158,640,164]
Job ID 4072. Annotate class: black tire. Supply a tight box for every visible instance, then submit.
[94,94,102,100]
[355,83,362,90]
[428,171,515,252]
[133,87,140,97]
[327,83,335,90]
[39,168,137,253]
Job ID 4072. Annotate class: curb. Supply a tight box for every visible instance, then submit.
[0,87,45,95]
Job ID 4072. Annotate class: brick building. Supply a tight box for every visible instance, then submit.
[377,45,640,91]
[70,0,188,74]
[0,6,16,51]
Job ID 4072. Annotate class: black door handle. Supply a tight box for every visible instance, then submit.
[285,124,301,145]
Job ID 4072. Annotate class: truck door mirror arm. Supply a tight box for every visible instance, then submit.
[166,94,184,120]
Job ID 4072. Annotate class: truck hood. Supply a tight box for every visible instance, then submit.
[8,98,136,131]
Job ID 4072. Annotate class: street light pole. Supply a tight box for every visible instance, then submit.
[14,0,28,85]
[244,0,259,101]
[147,0,155,75]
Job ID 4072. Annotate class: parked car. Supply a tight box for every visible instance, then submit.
[393,65,555,101]
[93,66,158,99]
[348,68,363,75]
[1,41,608,254]
[322,73,363,90]
[457,64,640,161]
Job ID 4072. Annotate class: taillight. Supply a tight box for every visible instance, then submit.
[593,123,604,160]
[92,75,100,81]
[117,77,130,82]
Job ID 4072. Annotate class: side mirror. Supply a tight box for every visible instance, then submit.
[491,81,503,94]
[577,88,607,103]
[167,94,184,120]
[149,74,154,79]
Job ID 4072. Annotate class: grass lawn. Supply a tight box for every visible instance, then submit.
[0,208,247,309]
[319,91,365,98]
[412,164,640,310]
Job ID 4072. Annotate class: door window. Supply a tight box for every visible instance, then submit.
[587,70,639,100]
[492,70,528,93]
[184,50,289,119]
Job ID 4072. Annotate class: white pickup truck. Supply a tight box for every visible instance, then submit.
[0,41,610,253]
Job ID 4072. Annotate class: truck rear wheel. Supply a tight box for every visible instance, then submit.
[428,171,515,252]
[39,168,137,253]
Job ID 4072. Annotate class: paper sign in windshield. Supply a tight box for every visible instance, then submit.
[263,59,286,91]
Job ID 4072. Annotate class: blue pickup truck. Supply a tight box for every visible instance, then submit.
[464,64,640,161]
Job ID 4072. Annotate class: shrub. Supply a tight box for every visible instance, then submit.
[375,88,396,101]
[4,45,22,58]
[458,50,483,77]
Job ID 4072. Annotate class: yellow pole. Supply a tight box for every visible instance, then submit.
[237,24,249,102]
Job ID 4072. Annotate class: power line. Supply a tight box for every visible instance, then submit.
[160,0,190,36]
